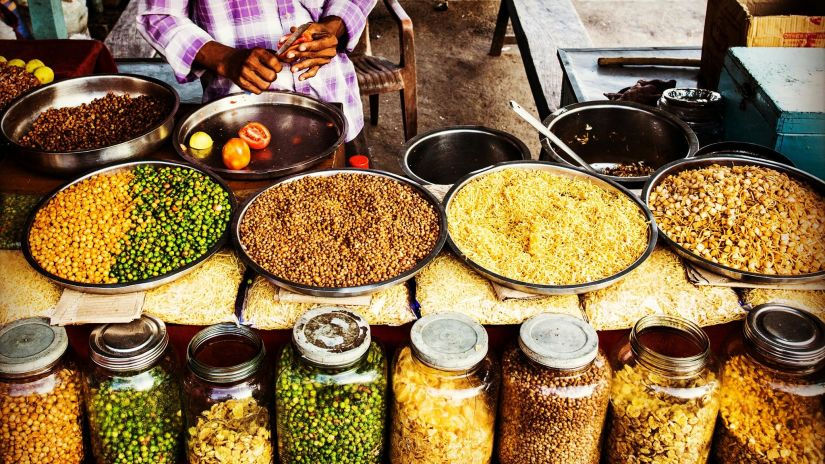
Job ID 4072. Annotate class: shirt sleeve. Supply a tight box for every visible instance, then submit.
[322,0,378,52]
[135,0,215,83]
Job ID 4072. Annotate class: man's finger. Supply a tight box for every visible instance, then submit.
[238,76,262,94]
[241,67,270,91]
[287,36,337,55]
[291,57,331,72]
[252,49,283,74]
[299,66,321,81]
[285,47,336,61]
[249,58,277,82]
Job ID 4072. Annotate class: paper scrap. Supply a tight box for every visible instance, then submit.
[276,288,373,306]
[491,282,545,301]
[50,290,145,326]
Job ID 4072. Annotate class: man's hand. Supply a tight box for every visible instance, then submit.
[279,17,346,81]
[195,42,282,94]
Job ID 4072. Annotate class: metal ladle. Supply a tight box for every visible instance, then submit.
[509,100,599,174]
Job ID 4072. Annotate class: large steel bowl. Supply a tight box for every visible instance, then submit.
[642,155,825,284]
[232,168,448,297]
[400,125,531,185]
[22,160,236,294]
[540,101,699,187]
[444,160,658,295]
[1,74,179,176]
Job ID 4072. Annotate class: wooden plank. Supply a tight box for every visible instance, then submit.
[105,0,158,59]
[29,0,67,39]
[506,0,591,119]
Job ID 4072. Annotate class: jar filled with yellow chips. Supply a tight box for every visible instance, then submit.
[390,312,499,464]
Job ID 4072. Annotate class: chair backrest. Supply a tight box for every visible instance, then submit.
[351,19,372,57]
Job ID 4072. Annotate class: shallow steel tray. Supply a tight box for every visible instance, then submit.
[642,155,825,284]
[232,168,448,297]
[22,160,237,294]
[443,160,658,295]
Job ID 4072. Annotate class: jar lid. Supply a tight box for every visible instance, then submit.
[293,307,371,369]
[0,318,68,377]
[410,312,488,371]
[188,323,265,384]
[519,313,598,369]
[745,304,825,371]
[89,316,168,372]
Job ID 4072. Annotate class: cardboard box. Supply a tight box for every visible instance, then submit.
[700,0,825,89]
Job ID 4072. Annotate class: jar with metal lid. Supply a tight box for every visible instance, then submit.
[83,315,183,464]
[390,312,499,464]
[0,317,84,464]
[714,305,825,464]
[183,323,273,464]
[276,307,387,464]
[605,314,720,464]
[498,313,609,464]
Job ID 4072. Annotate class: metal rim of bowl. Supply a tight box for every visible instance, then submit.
[641,154,825,284]
[172,91,347,180]
[399,125,532,185]
[541,100,700,184]
[690,141,796,167]
[21,160,237,294]
[0,73,180,155]
[443,159,659,295]
[232,168,448,297]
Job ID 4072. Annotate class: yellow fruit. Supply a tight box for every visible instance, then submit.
[25,59,45,73]
[33,66,55,84]
[189,131,214,150]
[7,58,25,68]
[0,56,7,64]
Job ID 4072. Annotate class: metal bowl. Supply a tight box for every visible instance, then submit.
[22,160,236,294]
[444,160,658,295]
[642,155,825,283]
[174,91,346,180]
[1,74,179,176]
[400,125,531,185]
[540,101,699,187]
[232,168,448,297]
[692,141,795,167]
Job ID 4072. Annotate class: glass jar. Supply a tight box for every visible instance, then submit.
[498,313,610,464]
[605,315,720,464]
[184,323,273,464]
[276,307,387,464]
[0,318,85,464]
[714,304,825,464]
[390,312,499,464]
[83,315,184,464]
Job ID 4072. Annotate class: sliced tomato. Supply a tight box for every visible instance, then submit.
[238,122,271,150]
[222,138,251,170]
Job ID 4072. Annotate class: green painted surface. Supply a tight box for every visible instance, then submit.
[29,0,67,39]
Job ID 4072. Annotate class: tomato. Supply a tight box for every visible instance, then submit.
[238,122,271,150]
[222,138,251,170]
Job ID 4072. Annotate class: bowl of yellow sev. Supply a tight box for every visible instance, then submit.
[443,160,657,294]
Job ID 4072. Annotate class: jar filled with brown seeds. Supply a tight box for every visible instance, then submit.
[606,315,720,464]
[714,305,825,464]
[183,324,273,464]
[498,313,610,464]
[0,318,84,464]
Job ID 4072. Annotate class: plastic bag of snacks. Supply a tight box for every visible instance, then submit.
[415,253,583,324]
[0,250,62,325]
[740,289,824,321]
[583,247,744,330]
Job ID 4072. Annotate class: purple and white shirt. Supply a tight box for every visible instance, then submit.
[136,0,376,141]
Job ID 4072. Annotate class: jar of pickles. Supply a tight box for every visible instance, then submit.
[714,305,825,464]
[184,323,273,464]
[276,307,387,464]
[0,318,84,464]
[498,313,609,464]
[605,315,719,464]
[390,312,499,464]
[84,315,184,464]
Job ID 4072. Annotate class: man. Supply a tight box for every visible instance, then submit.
[136,0,376,148]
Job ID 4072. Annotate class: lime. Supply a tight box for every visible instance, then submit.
[189,131,214,150]
[25,59,45,73]
[7,58,25,68]
[33,66,54,84]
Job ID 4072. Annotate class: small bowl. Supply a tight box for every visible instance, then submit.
[400,125,531,185]
[540,101,699,187]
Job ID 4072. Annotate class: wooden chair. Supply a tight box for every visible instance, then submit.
[351,0,417,140]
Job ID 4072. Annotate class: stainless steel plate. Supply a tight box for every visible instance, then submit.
[174,91,346,180]
[443,160,658,295]
[232,169,448,297]
[642,155,825,284]
[22,161,236,294]
[1,74,179,176]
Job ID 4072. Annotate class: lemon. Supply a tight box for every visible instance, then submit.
[25,59,45,73]
[33,66,54,84]
[0,56,6,64]
[189,131,214,150]
[7,58,25,68]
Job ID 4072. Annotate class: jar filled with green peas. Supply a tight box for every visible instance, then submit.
[276,307,387,464]
[83,316,184,464]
